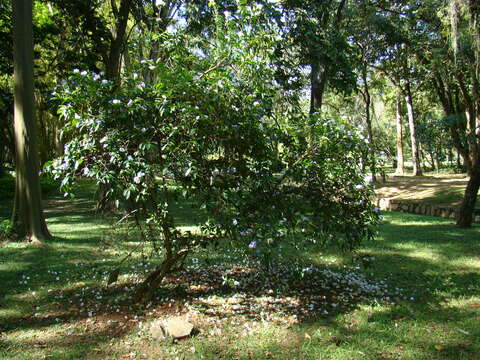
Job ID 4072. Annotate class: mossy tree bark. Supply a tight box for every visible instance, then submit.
[12,0,51,243]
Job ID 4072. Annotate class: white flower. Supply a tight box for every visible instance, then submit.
[133,172,144,184]
[73,69,79,73]
[232,219,238,226]
[111,99,121,104]
[80,70,87,76]
[102,79,108,84]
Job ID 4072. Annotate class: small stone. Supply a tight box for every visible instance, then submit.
[150,317,193,339]
[149,321,165,339]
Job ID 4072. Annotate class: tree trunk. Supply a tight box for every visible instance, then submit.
[12,0,51,242]
[105,0,133,80]
[362,65,376,182]
[309,63,328,114]
[134,249,188,302]
[395,88,405,174]
[428,152,435,171]
[435,152,441,172]
[404,81,423,176]
[456,163,480,228]
[308,0,347,114]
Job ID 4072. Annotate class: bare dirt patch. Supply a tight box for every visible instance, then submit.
[375,174,472,207]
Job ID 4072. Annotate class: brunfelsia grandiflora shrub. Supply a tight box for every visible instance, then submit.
[49,32,378,300]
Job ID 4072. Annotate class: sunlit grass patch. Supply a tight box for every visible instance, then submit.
[1,184,480,359]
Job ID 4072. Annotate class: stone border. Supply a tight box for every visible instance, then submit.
[376,198,480,223]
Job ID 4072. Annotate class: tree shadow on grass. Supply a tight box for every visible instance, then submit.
[2,246,479,359]
[2,203,480,359]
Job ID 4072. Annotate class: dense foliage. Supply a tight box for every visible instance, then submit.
[49,25,379,297]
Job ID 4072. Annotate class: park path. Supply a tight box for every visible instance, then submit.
[375,174,470,206]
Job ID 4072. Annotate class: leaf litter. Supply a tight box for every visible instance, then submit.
[6,256,415,359]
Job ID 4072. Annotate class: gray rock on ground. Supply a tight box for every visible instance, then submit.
[150,317,194,340]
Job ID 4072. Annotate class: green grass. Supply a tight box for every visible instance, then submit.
[0,183,479,360]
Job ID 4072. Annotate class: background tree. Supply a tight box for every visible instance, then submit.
[395,86,405,174]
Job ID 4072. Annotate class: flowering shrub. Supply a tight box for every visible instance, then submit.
[49,32,379,300]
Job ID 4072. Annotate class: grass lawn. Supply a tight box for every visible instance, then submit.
[0,183,479,359]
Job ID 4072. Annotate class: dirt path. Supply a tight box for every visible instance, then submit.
[375,173,474,207]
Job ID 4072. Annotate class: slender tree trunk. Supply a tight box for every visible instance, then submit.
[362,65,376,181]
[457,163,480,228]
[435,152,441,172]
[429,152,435,171]
[395,88,405,174]
[404,81,423,176]
[12,0,51,243]
[309,63,328,114]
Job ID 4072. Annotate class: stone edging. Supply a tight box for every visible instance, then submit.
[376,198,480,223]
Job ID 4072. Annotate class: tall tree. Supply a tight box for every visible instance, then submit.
[11,0,51,242]
[105,0,134,80]
[308,0,349,114]
[449,0,480,227]
[403,76,423,176]
[351,2,424,176]
[359,62,377,181]
[395,86,405,174]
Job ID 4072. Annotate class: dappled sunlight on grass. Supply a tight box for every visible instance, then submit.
[1,183,480,359]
